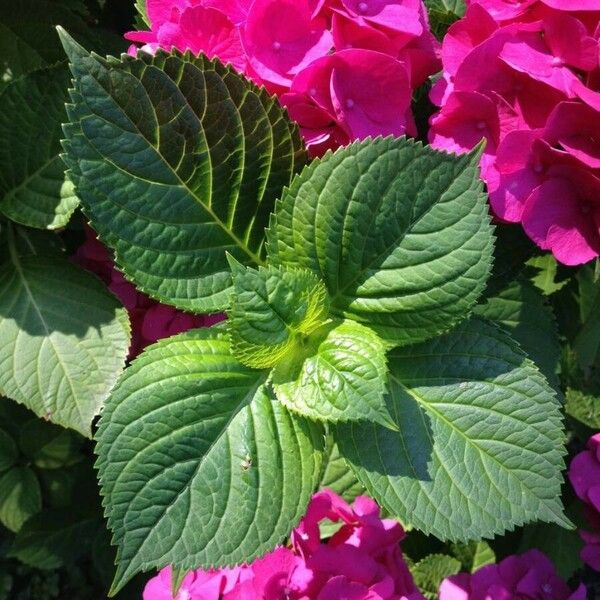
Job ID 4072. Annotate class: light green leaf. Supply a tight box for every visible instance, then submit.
[566,389,600,430]
[134,0,150,27]
[0,428,18,472]
[0,467,41,532]
[18,419,83,470]
[272,320,394,428]
[60,30,306,313]
[450,541,495,573]
[8,509,100,569]
[411,554,462,600]
[474,277,560,388]
[0,224,130,436]
[318,437,364,502]
[528,255,568,296]
[96,328,324,594]
[268,137,493,348]
[227,257,329,369]
[0,64,78,229]
[335,317,570,541]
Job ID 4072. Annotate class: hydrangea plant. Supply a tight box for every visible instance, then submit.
[56,26,571,593]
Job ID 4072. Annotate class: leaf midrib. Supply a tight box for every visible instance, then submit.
[77,55,266,268]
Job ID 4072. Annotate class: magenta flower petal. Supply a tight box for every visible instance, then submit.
[543,101,600,169]
[544,13,598,72]
[145,0,187,28]
[143,566,197,600]
[441,3,497,77]
[203,0,253,25]
[470,0,538,21]
[340,0,423,37]
[155,5,246,71]
[243,0,333,87]
[329,49,411,139]
[332,12,396,55]
[542,0,600,9]
[522,176,600,265]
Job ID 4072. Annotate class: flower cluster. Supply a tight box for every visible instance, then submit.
[429,0,600,266]
[569,432,600,572]
[126,0,440,155]
[143,489,424,600]
[74,227,222,356]
[439,550,586,600]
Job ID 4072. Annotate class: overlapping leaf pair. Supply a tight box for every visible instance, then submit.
[57,29,570,594]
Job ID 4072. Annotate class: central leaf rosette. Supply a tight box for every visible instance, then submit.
[227,257,396,428]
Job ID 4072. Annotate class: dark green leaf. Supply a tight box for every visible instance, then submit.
[8,509,100,569]
[0,64,78,229]
[268,137,493,347]
[60,30,306,313]
[18,419,83,470]
[450,541,495,573]
[96,328,324,593]
[411,554,462,600]
[475,277,561,388]
[0,429,17,473]
[335,317,570,541]
[0,467,41,532]
[566,389,600,430]
[318,437,364,502]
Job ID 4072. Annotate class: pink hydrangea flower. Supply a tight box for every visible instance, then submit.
[74,227,222,356]
[143,490,423,600]
[430,0,600,265]
[569,433,600,571]
[126,0,440,156]
[439,550,586,600]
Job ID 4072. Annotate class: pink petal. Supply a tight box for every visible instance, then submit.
[146,0,187,28]
[332,12,396,55]
[243,0,333,87]
[522,177,600,265]
[156,6,245,71]
[316,576,372,600]
[429,90,501,154]
[441,3,497,77]
[544,13,598,72]
[341,0,423,37]
[470,0,538,21]
[499,30,579,97]
[203,0,253,25]
[541,0,600,9]
[439,573,471,600]
[329,49,411,139]
[543,101,600,169]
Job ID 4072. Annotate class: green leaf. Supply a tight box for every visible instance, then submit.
[0,0,124,91]
[450,541,495,573]
[335,317,570,541]
[8,509,100,569]
[0,64,78,229]
[423,0,465,38]
[0,225,130,436]
[318,437,364,502]
[134,0,150,27]
[96,328,324,593]
[566,389,600,430]
[0,467,41,532]
[227,257,329,369]
[411,554,462,600]
[528,255,568,296]
[268,137,493,348]
[18,419,83,470]
[272,320,394,428]
[573,264,600,372]
[474,277,561,388]
[0,428,18,472]
[60,30,306,313]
